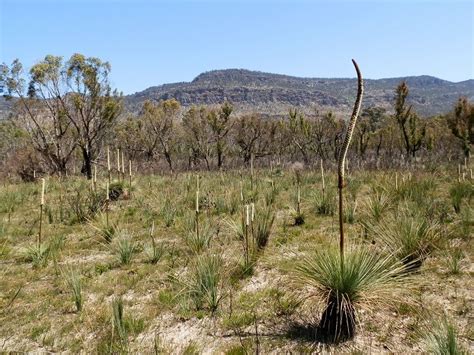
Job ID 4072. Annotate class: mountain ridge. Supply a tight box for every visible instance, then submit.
[125,69,474,117]
[2,70,473,119]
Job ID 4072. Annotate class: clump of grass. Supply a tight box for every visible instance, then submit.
[449,182,473,214]
[89,212,119,243]
[145,222,165,264]
[253,206,275,250]
[424,318,467,354]
[22,244,50,268]
[313,188,336,216]
[362,190,392,224]
[395,176,437,208]
[183,215,214,254]
[182,254,223,313]
[111,296,127,346]
[111,231,137,265]
[370,209,443,270]
[445,247,465,275]
[457,207,473,240]
[62,267,83,312]
[343,198,358,224]
[294,245,411,343]
[264,181,279,207]
[66,184,105,223]
[161,199,177,227]
[0,189,21,222]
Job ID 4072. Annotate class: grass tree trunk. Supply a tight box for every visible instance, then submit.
[319,294,356,342]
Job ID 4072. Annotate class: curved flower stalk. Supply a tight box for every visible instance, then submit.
[338,60,364,266]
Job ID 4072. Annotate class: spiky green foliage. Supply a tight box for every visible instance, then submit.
[63,267,83,312]
[445,247,464,275]
[184,254,223,313]
[145,241,165,264]
[362,189,392,224]
[161,199,178,227]
[253,206,275,250]
[183,215,214,254]
[111,296,127,345]
[425,318,467,355]
[370,209,443,269]
[66,184,105,223]
[111,232,137,265]
[295,245,411,342]
[449,182,473,214]
[89,212,119,243]
[22,244,50,268]
[313,188,336,216]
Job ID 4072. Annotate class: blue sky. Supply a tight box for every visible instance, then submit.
[1,0,473,94]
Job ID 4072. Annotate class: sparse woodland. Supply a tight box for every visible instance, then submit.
[0,56,472,353]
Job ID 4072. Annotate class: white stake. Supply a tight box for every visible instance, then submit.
[117,149,120,172]
[107,147,111,172]
[246,204,250,226]
[195,190,199,213]
[121,151,125,174]
[40,178,45,206]
[251,203,255,222]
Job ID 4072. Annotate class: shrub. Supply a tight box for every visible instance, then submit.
[361,190,392,224]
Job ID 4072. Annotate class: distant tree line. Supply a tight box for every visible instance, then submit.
[0,54,472,180]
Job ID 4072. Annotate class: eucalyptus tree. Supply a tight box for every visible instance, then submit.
[393,81,426,160]
[182,106,214,170]
[234,113,279,165]
[0,54,121,179]
[207,101,233,169]
[0,57,76,175]
[143,99,181,171]
[446,97,473,158]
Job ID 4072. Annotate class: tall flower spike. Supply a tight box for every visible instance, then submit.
[338,59,364,189]
[338,59,364,267]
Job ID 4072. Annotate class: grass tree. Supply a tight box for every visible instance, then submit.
[294,60,415,343]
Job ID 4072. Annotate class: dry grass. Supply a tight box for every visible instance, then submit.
[0,167,472,352]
